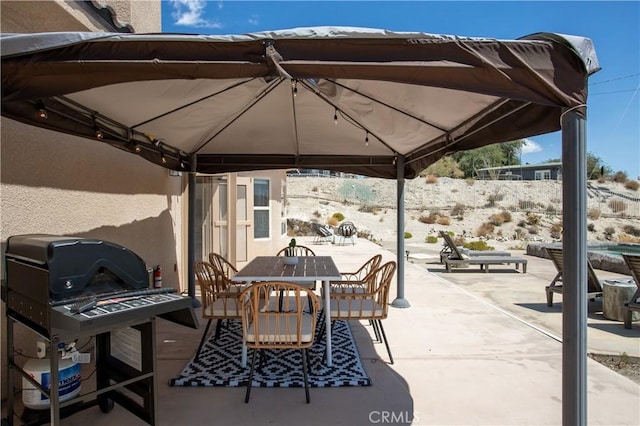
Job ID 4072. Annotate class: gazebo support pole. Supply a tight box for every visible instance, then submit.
[392,155,410,308]
[188,154,201,308]
[562,108,587,426]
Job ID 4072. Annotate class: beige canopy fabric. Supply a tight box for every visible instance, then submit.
[1,27,599,178]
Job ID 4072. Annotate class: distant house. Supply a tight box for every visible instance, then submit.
[475,162,562,181]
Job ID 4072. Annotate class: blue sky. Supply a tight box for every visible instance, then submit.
[162,1,640,178]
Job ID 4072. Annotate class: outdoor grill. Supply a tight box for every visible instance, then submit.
[3,234,197,425]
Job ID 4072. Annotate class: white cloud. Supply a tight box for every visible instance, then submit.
[170,0,222,29]
[248,14,259,25]
[520,138,543,154]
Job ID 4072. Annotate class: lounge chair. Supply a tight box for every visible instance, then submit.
[312,222,333,244]
[438,230,511,264]
[545,247,604,307]
[439,231,526,273]
[621,254,640,329]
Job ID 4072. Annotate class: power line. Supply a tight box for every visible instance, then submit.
[590,88,640,96]
[589,73,640,86]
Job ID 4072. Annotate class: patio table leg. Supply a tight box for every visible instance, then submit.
[324,279,332,366]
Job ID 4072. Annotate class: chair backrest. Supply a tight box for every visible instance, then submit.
[339,221,356,237]
[195,260,241,318]
[194,260,218,310]
[275,245,316,257]
[313,222,332,237]
[369,261,397,318]
[209,252,238,276]
[546,247,603,293]
[439,231,464,260]
[622,254,640,295]
[351,254,383,281]
[239,281,319,349]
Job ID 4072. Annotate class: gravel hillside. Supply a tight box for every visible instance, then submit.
[286,176,640,253]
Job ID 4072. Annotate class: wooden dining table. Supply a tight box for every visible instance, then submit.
[231,256,341,367]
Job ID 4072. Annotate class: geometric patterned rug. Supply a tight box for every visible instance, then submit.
[169,319,372,388]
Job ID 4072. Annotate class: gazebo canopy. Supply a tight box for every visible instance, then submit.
[1,27,599,178]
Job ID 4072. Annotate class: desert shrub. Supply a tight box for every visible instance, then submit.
[587,223,596,232]
[425,235,438,244]
[327,216,340,226]
[526,213,542,226]
[550,197,561,204]
[550,222,563,240]
[545,204,557,215]
[358,204,380,214]
[453,235,465,246]
[463,240,494,251]
[312,210,322,218]
[476,222,495,237]
[514,228,527,239]
[425,175,438,184]
[587,208,601,220]
[604,226,615,239]
[311,186,318,192]
[486,193,504,207]
[465,178,475,186]
[612,171,628,183]
[489,213,505,226]
[624,180,639,191]
[357,229,372,240]
[519,200,536,210]
[597,176,606,184]
[451,189,458,193]
[404,232,413,239]
[379,217,384,222]
[517,220,527,228]
[622,225,640,237]
[618,233,640,244]
[608,199,627,213]
[451,203,466,218]
[447,230,455,236]
[500,210,512,223]
[528,225,539,235]
[419,211,440,224]
[436,216,451,225]
[332,212,345,221]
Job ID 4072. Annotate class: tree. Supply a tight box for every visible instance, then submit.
[420,156,464,178]
[452,140,525,178]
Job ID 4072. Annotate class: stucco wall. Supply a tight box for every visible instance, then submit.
[1,0,167,403]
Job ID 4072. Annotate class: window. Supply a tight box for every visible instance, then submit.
[535,170,551,180]
[253,179,270,239]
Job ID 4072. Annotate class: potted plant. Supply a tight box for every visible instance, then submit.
[283,238,298,265]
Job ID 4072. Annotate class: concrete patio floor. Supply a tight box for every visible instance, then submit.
[11,237,640,425]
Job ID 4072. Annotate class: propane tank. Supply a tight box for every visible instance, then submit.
[153,265,162,288]
[22,342,81,410]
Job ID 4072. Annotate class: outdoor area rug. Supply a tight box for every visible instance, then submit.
[169,319,372,388]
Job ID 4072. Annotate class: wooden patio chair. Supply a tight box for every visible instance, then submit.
[193,259,243,361]
[622,254,640,329]
[239,281,320,403]
[330,254,382,293]
[275,245,316,257]
[324,261,397,364]
[545,247,604,307]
